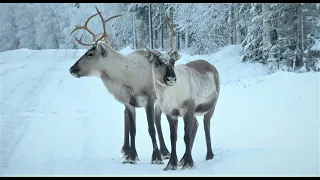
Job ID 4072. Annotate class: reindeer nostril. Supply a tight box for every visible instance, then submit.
[70,67,80,75]
[166,76,176,82]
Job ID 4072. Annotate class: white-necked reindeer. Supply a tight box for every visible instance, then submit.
[69,7,171,164]
[144,18,220,170]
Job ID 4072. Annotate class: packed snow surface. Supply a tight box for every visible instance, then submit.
[0,45,319,176]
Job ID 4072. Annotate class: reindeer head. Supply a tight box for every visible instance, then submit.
[144,17,181,86]
[69,7,122,78]
[145,50,181,86]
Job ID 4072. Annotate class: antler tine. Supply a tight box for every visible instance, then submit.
[95,6,122,44]
[95,6,108,44]
[165,17,174,53]
[71,13,99,43]
[104,14,123,24]
[73,35,95,46]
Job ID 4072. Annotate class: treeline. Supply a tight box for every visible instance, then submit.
[0,3,319,71]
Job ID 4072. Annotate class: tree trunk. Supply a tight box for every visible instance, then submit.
[148,3,153,49]
[277,3,281,69]
[300,3,305,66]
[236,4,241,44]
[132,12,137,50]
[228,4,233,44]
[293,5,301,71]
[231,4,236,44]
[175,32,180,50]
[159,11,163,50]
[185,27,188,48]
[262,3,271,63]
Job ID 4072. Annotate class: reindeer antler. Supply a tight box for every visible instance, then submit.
[71,13,100,46]
[71,6,122,46]
[95,6,123,45]
[164,17,174,53]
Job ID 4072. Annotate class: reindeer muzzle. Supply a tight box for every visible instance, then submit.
[69,66,81,78]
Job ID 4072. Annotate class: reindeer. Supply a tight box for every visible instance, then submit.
[143,18,220,170]
[69,7,171,164]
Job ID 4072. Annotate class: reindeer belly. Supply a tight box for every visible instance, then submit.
[157,96,190,117]
[129,95,149,107]
[159,103,181,116]
[194,93,217,116]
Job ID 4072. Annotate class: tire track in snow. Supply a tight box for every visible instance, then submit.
[0,51,39,77]
[1,50,57,105]
[0,50,63,175]
[0,64,30,77]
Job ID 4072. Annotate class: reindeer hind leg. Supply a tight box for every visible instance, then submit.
[123,105,139,164]
[155,105,171,159]
[203,105,216,160]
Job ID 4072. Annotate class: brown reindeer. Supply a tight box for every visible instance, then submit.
[69,7,171,164]
[144,17,220,170]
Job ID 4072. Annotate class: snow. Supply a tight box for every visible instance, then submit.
[178,45,269,84]
[311,39,320,51]
[0,46,319,176]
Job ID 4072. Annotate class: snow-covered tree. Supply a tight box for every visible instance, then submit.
[0,4,18,52]
[13,3,38,49]
[0,3,319,71]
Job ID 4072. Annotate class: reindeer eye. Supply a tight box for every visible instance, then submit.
[87,52,94,58]
[155,61,160,67]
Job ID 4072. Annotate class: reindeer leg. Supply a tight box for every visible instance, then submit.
[121,109,131,158]
[155,105,171,159]
[179,117,198,166]
[123,105,139,164]
[145,102,164,164]
[181,113,195,169]
[204,107,215,160]
[164,115,178,171]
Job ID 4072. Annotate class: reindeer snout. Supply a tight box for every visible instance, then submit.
[166,76,176,82]
[165,75,177,86]
[69,66,81,78]
[164,66,177,86]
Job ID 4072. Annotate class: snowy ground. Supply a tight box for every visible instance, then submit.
[0,45,319,176]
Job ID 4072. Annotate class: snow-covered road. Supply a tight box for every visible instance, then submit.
[0,48,318,176]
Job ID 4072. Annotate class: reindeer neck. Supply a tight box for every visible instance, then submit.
[101,48,150,89]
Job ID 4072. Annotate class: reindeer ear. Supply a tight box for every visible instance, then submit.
[97,43,107,57]
[144,51,155,63]
[170,51,181,62]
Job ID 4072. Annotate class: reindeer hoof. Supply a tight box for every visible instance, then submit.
[122,149,139,164]
[151,159,164,164]
[163,154,178,171]
[178,153,186,166]
[181,153,194,170]
[163,164,178,171]
[162,154,170,160]
[120,145,131,158]
[151,149,164,164]
[161,149,171,160]
[122,155,140,164]
[206,151,214,160]
[182,163,195,170]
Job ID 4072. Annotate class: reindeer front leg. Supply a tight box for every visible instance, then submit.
[181,113,195,169]
[178,117,198,166]
[155,105,171,159]
[164,115,178,171]
[123,105,139,164]
[145,101,164,164]
[121,108,131,158]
